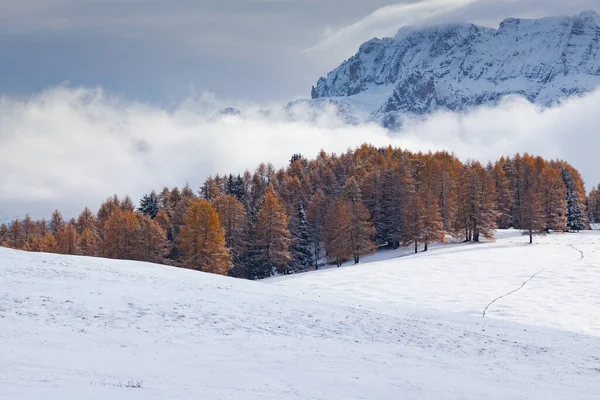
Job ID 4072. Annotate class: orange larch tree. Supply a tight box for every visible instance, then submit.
[179,198,232,275]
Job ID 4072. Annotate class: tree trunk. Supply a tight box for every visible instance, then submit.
[529,228,533,244]
[354,255,359,264]
[424,242,428,252]
[414,240,418,254]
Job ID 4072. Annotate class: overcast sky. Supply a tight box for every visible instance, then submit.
[1,0,600,219]
[0,0,597,104]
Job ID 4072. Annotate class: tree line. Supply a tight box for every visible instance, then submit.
[0,145,592,279]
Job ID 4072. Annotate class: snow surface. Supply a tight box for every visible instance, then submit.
[2,231,600,399]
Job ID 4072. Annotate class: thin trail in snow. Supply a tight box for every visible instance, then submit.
[568,244,585,262]
[482,243,584,318]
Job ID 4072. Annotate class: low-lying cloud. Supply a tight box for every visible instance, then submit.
[1,85,599,219]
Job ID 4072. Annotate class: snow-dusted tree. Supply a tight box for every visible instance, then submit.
[432,151,460,231]
[154,209,171,239]
[169,187,182,211]
[0,223,8,247]
[50,210,64,233]
[306,189,328,269]
[587,184,600,223]
[179,199,232,275]
[200,177,222,201]
[36,219,50,237]
[324,200,352,267]
[76,207,97,234]
[404,191,425,254]
[421,190,445,251]
[243,217,265,280]
[290,202,314,273]
[138,190,160,219]
[340,177,377,263]
[56,223,79,255]
[420,158,445,251]
[380,165,409,248]
[561,166,588,232]
[8,219,25,249]
[158,187,172,215]
[490,160,513,229]
[97,195,121,232]
[213,194,248,277]
[136,213,167,263]
[454,162,498,242]
[103,209,140,259]
[226,174,245,202]
[40,232,58,253]
[538,167,567,232]
[22,215,36,244]
[78,226,99,256]
[520,158,545,243]
[255,189,291,276]
[120,195,135,212]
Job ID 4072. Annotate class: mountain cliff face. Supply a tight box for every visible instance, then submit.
[310,11,600,129]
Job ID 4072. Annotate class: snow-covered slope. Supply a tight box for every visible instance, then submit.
[2,231,600,399]
[310,11,600,129]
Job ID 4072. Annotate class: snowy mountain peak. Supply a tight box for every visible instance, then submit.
[310,11,600,129]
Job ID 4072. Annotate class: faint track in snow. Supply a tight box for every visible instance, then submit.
[568,244,585,262]
[482,243,584,318]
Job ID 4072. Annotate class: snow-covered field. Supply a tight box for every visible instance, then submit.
[1,230,599,399]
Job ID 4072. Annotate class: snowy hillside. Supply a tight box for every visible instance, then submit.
[2,231,600,399]
[309,11,600,129]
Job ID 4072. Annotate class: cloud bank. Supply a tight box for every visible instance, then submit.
[1,85,599,219]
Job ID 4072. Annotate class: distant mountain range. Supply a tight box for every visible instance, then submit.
[216,11,600,130]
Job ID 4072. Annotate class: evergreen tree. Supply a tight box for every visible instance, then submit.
[561,167,588,232]
[306,189,328,269]
[244,215,267,280]
[227,174,245,202]
[290,202,314,273]
[138,190,160,219]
